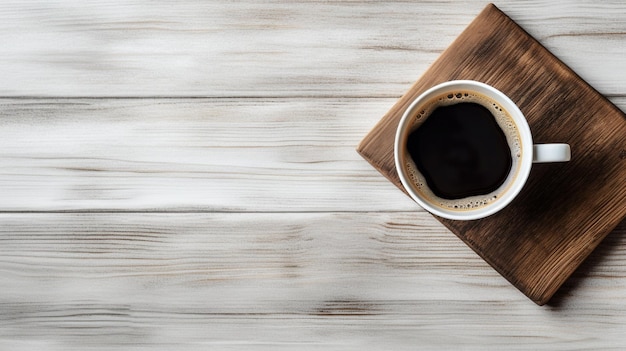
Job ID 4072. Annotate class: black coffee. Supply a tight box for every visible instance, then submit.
[407,101,512,200]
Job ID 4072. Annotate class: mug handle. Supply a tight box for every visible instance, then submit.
[533,144,571,163]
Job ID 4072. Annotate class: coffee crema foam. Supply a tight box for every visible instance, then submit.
[404,91,522,211]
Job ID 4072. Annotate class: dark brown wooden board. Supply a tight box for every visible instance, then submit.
[357,3,626,305]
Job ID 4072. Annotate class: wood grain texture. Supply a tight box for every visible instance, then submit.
[0,98,415,212]
[0,1,625,97]
[0,212,625,350]
[357,4,626,305]
[1,0,626,349]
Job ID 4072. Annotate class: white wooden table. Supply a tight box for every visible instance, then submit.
[1,1,625,349]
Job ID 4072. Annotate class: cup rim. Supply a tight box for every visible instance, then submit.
[394,80,533,220]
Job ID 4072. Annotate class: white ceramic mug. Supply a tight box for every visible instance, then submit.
[394,80,570,220]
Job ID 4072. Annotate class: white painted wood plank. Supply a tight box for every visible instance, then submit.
[0,1,624,97]
[2,97,625,212]
[0,212,625,350]
[0,97,414,211]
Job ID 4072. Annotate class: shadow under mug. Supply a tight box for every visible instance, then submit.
[394,80,570,220]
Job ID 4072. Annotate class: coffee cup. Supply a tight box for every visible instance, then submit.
[394,80,570,220]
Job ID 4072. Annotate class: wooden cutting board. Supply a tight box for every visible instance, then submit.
[357,3,626,305]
